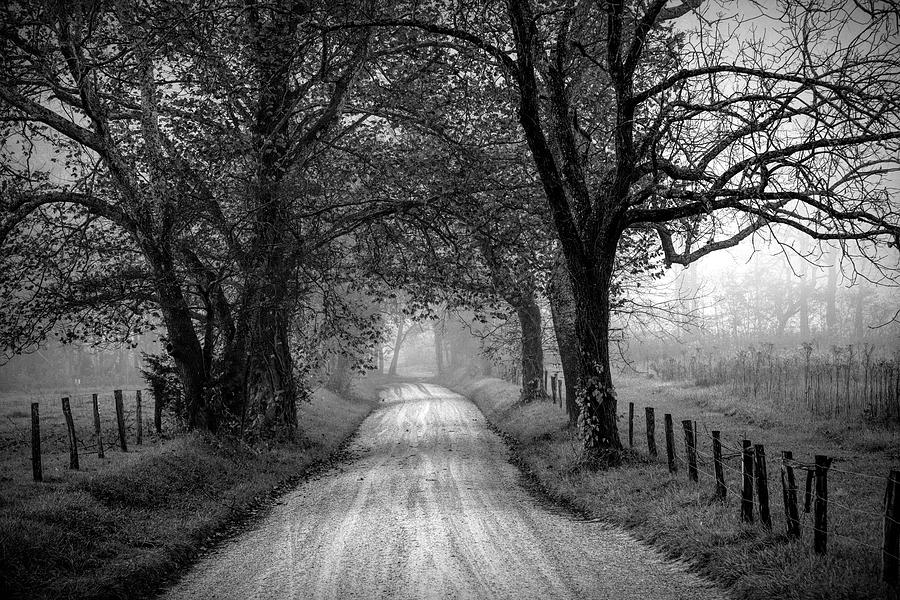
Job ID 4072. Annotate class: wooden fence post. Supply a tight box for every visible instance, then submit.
[781,451,800,537]
[61,397,79,470]
[92,394,104,458]
[741,440,755,523]
[543,370,548,394]
[551,374,557,404]
[712,431,726,500]
[754,444,771,529]
[884,469,900,585]
[135,390,142,445]
[645,407,657,457]
[682,419,698,482]
[114,389,128,452]
[628,402,634,448]
[664,414,677,473]
[31,402,42,482]
[804,469,814,513]
[814,455,830,554]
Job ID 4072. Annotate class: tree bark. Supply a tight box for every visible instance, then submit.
[548,250,580,424]
[374,342,384,373]
[245,290,299,435]
[516,295,545,401]
[147,245,212,431]
[568,250,623,452]
[388,318,404,376]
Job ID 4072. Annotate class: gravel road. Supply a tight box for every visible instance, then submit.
[162,383,726,600]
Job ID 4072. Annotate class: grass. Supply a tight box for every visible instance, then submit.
[0,374,389,600]
[441,370,900,600]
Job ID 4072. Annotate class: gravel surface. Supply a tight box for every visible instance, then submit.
[162,383,727,600]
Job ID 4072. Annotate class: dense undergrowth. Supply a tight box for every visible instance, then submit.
[0,378,384,600]
[442,369,899,600]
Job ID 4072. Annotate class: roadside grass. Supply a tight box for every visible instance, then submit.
[442,371,899,600]
[0,374,390,600]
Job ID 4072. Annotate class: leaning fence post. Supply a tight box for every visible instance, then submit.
[754,444,771,529]
[712,431,726,500]
[814,455,830,554]
[114,389,128,452]
[61,397,79,470]
[135,390,142,445]
[645,407,657,457]
[628,402,634,447]
[664,414,677,473]
[884,469,900,585]
[92,393,104,458]
[781,451,800,537]
[31,402,42,482]
[741,440,755,522]
[682,420,698,482]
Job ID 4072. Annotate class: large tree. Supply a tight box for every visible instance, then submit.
[357,0,900,451]
[0,1,393,434]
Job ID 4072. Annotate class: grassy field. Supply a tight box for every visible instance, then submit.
[443,370,899,600]
[0,374,390,600]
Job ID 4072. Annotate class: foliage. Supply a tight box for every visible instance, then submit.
[140,351,184,423]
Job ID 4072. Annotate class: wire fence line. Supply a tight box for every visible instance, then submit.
[619,397,900,585]
[4,388,176,474]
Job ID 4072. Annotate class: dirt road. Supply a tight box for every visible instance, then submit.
[162,383,725,600]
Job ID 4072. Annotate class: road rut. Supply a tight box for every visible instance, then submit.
[162,383,726,600]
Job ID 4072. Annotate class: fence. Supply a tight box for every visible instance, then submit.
[5,389,168,482]
[495,366,899,586]
[623,399,900,586]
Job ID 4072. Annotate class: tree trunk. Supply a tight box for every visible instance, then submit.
[241,247,299,436]
[374,342,383,373]
[245,294,299,435]
[516,295,544,401]
[388,318,404,376]
[326,353,352,394]
[148,246,212,431]
[548,250,580,425]
[569,251,622,452]
[433,322,445,375]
